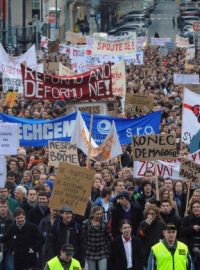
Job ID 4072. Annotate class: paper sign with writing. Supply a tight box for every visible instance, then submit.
[49,162,95,215]
[151,38,171,46]
[125,94,153,114]
[132,134,177,161]
[0,123,19,155]
[22,63,112,101]
[180,158,200,183]
[0,156,6,188]
[48,141,78,168]
[174,74,199,85]
[92,33,136,55]
[175,35,190,48]
[111,61,126,97]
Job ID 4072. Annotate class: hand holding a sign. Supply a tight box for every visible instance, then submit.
[193,225,200,231]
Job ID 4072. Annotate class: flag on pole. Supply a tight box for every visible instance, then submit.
[71,111,122,161]
[182,88,200,152]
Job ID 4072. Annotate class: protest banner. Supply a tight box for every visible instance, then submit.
[175,35,190,48]
[0,111,161,146]
[0,123,19,155]
[3,91,17,108]
[173,74,199,84]
[92,33,136,55]
[134,150,200,179]
[49,163,95,215]
[150,38,171,46]
[182,88,200,151]
[0,156,6,188]
[132,134,177,161]
[48,141,78,167]
[111,61,126,97]
[22,63,112,101]
[48,40,59,53]
[66,31,86,44]
[2,73,23,93]
[180,158,200,183]
[58,62,76,76]
[0,43,37,73]
[125,94,153,114]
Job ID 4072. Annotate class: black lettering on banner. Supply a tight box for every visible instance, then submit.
[180,158,200,183]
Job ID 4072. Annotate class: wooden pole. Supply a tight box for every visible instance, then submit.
[185,180,191,216]
[154,160,159,201]
[87,108,94,168]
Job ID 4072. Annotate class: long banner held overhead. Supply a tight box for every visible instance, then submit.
[92,33,136,55]
[21,63,113,101]
[0,111,161,146]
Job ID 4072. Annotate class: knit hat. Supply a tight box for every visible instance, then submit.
[43,180,54,191]
[60,205,73,213]
[116,191,130,200]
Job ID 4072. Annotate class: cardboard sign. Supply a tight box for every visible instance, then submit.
[66,31,86,44]
[49,163,95,215]
[59,62,76,76]
[44,62,59,74]
[0,123,19,155]
[132,134,177,161]
[125,94,153,114]
[180,158,200,182]
[48,141,78,168]
[22,63,112,101]
[3,91,17,108]
[0,156,6,188]
[185,84,200,93]
[92,33,136,55]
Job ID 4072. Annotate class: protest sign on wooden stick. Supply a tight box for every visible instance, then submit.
[49,163,95,215]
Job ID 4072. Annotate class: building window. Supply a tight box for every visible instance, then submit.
[32,0,40,9]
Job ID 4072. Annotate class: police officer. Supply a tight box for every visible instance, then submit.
[44,243,81,270]
[147,223,194,270]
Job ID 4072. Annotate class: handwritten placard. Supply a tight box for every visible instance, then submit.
[132,134,177,161]
[125,94,153,114]
[0,123,19,155]
[49,163,95,215]
[180,158,200,182]
[48,141,79,168]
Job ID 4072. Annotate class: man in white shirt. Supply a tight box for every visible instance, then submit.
[110,219,143,270]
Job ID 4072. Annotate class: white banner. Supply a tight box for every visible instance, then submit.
[92,33,136,55]
[0,156,6,188]
[134,150,200,179]
[71,52,144,73]
[0,123,19,155]
[151,37,171,46]
[173,73,199,84]
[111,61,126,97]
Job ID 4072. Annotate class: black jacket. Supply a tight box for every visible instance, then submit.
[21,199,35,217]
[160,209,182,236]
[137,217,165,267]
[27,204,50,225]
[52,218,84,267]
[110,235,143,270]
[111,201,143,238]
[1,221,44,269]
[0,212,13,251]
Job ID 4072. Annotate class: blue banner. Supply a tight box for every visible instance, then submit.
[0,111,161,146]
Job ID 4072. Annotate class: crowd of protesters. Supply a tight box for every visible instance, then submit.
[0,43,200,270]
